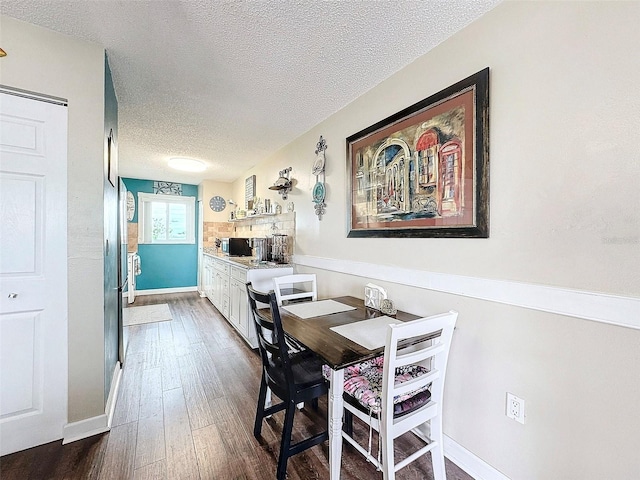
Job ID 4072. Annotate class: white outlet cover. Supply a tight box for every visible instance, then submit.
[506,393,526,424]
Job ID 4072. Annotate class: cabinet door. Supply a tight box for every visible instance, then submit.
[204,260,214,303]
[229,279,240,329]
[222,294,230,319]
[238,285,249,339]
[213,271,222,308]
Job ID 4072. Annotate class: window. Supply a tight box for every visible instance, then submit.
[138,192,195,244]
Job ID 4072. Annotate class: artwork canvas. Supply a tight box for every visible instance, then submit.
[347,68,489,238]
[153,181,182,195]
[245,175,256,208]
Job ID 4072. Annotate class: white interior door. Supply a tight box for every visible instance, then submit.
[0,91,68,455]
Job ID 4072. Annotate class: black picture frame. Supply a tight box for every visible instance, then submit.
[346,68,489,238]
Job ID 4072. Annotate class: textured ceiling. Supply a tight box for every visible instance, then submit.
[1,0,501,184]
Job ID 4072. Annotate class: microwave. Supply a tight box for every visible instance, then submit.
[221,238,252,257]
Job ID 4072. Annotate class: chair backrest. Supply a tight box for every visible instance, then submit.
[381,311,458,425]
[246,283,295,394]
[272,273,317,306]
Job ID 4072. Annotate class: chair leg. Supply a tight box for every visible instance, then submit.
[430,418,446,480]
[311,397,319,411]
[381,416,395,480]
[276,401,297,480]
[254,376,268,438]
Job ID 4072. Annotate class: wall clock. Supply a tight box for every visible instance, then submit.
[209,195,226,212]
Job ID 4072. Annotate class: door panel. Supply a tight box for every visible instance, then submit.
[0,312,41,416]
[0,91,68,455]
[0,174,42,277]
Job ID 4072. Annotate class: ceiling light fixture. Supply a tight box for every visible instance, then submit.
[168,157,206,172]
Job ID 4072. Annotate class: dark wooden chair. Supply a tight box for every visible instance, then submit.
[246,283,328,480]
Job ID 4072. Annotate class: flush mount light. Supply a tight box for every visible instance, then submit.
[168,157,206,172]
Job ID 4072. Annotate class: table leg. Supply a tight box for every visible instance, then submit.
[328,367,344,480]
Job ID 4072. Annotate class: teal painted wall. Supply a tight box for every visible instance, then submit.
[122,178,198,291]
[104,55,119,402]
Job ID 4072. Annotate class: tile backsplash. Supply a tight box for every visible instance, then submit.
[130,213,295,257]
[127,222,138,253]
[204,212,296,258]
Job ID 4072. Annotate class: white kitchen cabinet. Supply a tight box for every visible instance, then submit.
[203,255,214,303]
[202,253,292,349]
[212,258,230,317]
[229,276,247,338]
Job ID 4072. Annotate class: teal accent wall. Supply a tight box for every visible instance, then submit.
[122,178,199,291]
[104,54,119,402]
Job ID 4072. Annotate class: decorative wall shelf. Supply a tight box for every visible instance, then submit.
[229,212,289,222]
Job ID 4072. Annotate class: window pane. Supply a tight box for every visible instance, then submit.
[168,203,187,240]
[152,202,167,241]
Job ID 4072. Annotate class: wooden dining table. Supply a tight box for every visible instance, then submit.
[265,296,421,480]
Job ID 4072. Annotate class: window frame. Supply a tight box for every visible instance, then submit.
[137,192,195,245]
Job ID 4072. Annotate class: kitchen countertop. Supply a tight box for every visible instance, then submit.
[203,248,292,270]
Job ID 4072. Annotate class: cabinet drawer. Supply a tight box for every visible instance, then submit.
[231,266,247,282]
[214,260,230,275]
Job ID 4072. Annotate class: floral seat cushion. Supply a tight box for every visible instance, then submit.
[323,356,432,415]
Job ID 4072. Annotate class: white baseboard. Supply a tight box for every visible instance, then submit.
[292,255,640,330]
[445,435,510,480]
[134,286,197,296]
[105,361,122,427]
[62,414,109,445]
[62,361,122,444]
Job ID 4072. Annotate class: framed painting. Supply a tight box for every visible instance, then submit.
[346,68,489,238]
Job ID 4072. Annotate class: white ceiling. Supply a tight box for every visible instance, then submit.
[1,0,501,185]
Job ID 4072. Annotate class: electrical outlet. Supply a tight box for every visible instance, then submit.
[506,393,525,424]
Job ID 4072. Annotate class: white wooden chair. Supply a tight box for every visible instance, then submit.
[339,311,458,480]
[272,273,317,306]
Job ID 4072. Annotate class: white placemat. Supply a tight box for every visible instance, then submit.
[330,316,403,350]
[281,299,356,319]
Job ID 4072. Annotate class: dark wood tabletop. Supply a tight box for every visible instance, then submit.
[264,296,420,370]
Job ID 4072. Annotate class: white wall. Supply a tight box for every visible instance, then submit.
[232,2,640,478]
[199,179,233,222]
[0,16,107,423]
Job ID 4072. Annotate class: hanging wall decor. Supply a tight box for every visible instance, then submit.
[312,135,327,220]
[153,181,182,195]
[245,175,256,208]
[268,167,293,200]
[346,68,489,238]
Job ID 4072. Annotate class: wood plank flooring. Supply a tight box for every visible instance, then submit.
[0,293,473,480]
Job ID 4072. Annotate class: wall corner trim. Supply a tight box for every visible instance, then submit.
[62,361,122,445]
[62,414,109,445]
[444,435,511,480]
[105,361,122,427]
[292,255,640,330]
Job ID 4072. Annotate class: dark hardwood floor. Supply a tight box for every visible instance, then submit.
[0,293,473,480]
